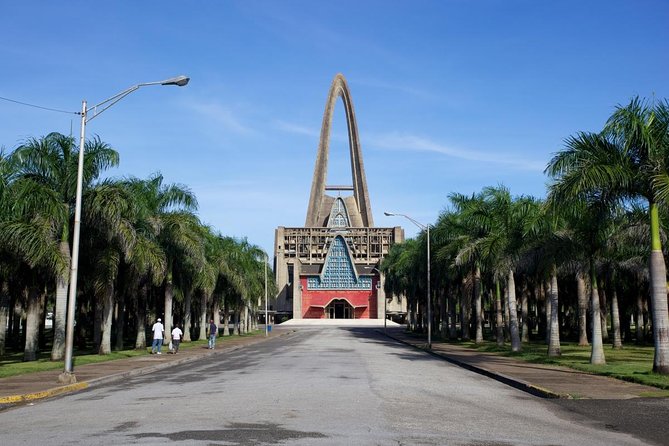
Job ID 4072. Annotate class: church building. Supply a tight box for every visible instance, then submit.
[273,74,405,320]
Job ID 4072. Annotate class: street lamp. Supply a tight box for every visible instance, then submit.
[265,253,269,337]
[384,211,431,349]
[371,267,385,334]
[58,75,189,384]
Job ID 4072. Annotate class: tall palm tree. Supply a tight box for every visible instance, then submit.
[82,180,140,354]
[460,186,537,352]
[10,132,118,360]
[443,191,490,344]
[124,173,200,344]
[546,98,669,373]
[381,239,422,332]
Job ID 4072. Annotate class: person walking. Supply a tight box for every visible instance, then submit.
[151,318,165,354]
[171,324,183,354]
[208,319,218,349]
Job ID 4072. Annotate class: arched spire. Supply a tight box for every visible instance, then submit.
[305,73,374,227]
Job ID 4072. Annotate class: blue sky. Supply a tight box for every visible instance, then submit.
[2,1,668,257]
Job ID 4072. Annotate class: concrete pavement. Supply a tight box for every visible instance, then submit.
[384,327,669,399]
[1,324,667,410]
[0,329,288,408]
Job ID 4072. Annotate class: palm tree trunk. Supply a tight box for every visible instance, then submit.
[99,283,114,354]
[12,297,23,350]
[164,280,174,344]
[577,270,589,346]
[636,292,645,344]
[507,270,521,352]
[448,292,457,340]
[93,299,103,349]
[115,300,125,351]
[440,290,447,340]
[223,301,230,336]
[521,284,529,343]
[183,289,192,342]
[544,281,551,344]
[198,292,208,341]
[134,288,147,349]
[0,282,9,356]
[24,287,42,362]
[495,280,504,346]
[213,298,221,330]
[599,288,609,341]
[474,267,483,343]
[649,202,669,373]
[504,283,510,340]
[589,264,606,365]
[547,268,561,357]
[650,249,669,373]
[461,277,470,341]
[611,287,622,349]
[51,240,71,360]
[242,305,248,334]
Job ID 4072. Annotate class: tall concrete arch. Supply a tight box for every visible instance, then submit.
[305,73,374,228]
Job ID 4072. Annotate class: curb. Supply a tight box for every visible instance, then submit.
[0,382,89,404]
[380,330,568,399]
[0,331,291,407]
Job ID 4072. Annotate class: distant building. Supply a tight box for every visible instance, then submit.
[273,74,406,321]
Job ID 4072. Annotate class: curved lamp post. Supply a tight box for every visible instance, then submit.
[371,267,385,334]
[384,211,431,349]
[59,75,189,383]
[265,253,269,337]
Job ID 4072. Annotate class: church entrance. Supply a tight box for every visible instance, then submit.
[326,299,354,319]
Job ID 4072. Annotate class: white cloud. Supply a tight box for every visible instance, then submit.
[273,120,319,137]
[368,132,545,171]
[185,101,253,135]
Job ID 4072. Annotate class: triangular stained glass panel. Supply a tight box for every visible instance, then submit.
[307,236,372,290]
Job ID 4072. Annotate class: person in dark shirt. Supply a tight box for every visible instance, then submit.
[208,319,218,349]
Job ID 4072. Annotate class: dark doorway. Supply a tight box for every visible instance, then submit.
[326,299,353,319]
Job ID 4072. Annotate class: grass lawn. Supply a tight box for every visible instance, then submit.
[435,335,669,391]
[0,331,261,379]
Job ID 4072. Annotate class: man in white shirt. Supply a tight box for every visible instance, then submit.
[151,318,164,354]
[171,325,183,354]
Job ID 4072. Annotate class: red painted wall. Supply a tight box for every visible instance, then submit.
[300,277,379,319]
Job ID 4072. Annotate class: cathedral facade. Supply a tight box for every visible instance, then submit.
[273,74,405,320]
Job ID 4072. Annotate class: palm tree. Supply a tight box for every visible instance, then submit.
[546,98,669,373]
[82,180,141,354]
[459,186,538,352]
[124,173,200,345]
[381,239,422,332]
[10,132,118,360]
[0,149,15,356]
[442,191,490,344]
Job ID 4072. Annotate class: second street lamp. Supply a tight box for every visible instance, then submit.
[384,211,431,349]
[59,75,189,384]
[265,252,269,337]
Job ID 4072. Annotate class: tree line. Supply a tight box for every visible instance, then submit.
[380,97,669,375]
[0,132,276,361]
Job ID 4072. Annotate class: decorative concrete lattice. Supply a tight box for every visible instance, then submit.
[308,236,372,290]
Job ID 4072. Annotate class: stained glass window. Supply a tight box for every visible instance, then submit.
[328,198,350,228]
[307,236,372,290]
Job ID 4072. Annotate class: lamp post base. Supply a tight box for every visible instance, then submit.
[57,372,77,384]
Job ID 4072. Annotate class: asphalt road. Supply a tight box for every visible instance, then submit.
[0,327,665,445]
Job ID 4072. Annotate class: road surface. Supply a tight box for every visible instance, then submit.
[0,327,663,445]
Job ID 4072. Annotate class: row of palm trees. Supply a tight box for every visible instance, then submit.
[381,97,669,375]
[0,132,276,361]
